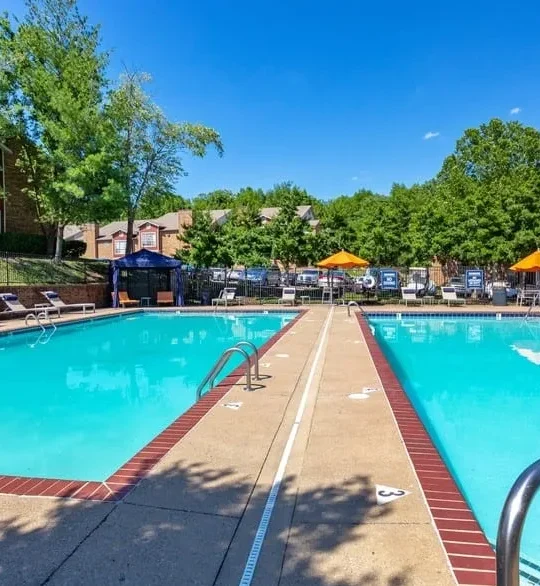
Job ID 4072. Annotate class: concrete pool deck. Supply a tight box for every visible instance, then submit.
[0,304,516,584]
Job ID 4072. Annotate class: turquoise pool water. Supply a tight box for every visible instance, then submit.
[371,316,540,567]
[0,312,295,481]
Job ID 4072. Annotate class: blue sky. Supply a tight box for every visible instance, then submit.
[5,0,540,199]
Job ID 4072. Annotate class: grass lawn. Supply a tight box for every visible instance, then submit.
[0,256,108,285]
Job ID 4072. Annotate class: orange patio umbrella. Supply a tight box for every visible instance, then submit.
[510,250,540,272]
[317,250,369,269]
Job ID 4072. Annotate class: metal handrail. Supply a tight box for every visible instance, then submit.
[496,459,540,586]
[25,313,45,331]
[524,293,539,320]
[347,301,367,317]
[37,311,57,331]
[196,346,253,400]
[234,341,260,381]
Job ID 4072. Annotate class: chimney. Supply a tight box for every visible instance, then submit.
[177,210,193,249]
[84,223,100,258]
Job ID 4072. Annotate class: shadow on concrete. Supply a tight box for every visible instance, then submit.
[0,460,412,586]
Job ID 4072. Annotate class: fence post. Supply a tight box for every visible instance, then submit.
[6,251,9,287]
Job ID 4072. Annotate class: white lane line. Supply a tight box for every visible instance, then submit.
[238,307,334,586]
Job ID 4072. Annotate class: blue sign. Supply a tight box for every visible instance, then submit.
[466,269,484,290]
[380,269,399,290]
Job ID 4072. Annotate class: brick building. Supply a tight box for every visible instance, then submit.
[0,139,44,235]
[68,206,320,260]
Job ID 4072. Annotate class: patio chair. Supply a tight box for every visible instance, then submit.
[40,291,95,315]
[278,287,296,306]
[114,291,139,308]
[156,291,174,306]
[0,293,59,318]
[441,286,466,306]
[212,287,238,307]
[399,288,423,306]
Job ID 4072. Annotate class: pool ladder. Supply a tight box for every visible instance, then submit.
[25,311,57,332]
[496,458,540,585]
[347,301,367,318]
[523,293,539,320]
[196,341,260,400]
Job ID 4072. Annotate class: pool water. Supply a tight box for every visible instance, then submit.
[371,316,540,567]
[0,312,295,481]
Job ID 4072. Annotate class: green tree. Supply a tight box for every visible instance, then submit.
[268,193,310,271]
[178,209,224,267]
[0,0,114,259]
[221,204,271,267]
[136,192,189,219]
[192,189,235,211]
[104,72,223,254]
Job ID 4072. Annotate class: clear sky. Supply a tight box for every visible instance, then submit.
[5,0,540,199]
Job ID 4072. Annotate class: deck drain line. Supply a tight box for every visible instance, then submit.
[238,306,334,586]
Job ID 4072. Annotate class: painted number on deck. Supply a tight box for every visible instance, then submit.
[375,484,410,505]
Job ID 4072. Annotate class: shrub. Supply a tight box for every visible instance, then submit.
[0,232,49,254]
[63,240,87,259]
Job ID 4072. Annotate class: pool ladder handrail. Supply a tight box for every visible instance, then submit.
[524,293,539,320]
[496,458,540,586]
[25,311,57,331]
[347,301,367,318]
[196,341,260,400]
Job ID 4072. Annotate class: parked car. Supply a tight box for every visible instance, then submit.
[297,268,322,286]
[245,266,281,286]
[318,270,349,287]
[406,267,436,296]
[281,272,298,286]
[485,280,518,300]
[227,268,245,282]
[446,276,467,297]
[209,267,227,281]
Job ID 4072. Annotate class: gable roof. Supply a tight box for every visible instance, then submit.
[260,205,312,220]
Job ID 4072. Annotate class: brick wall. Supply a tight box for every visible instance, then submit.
[0,283,110,314]
[161,231,179,257]
[3,139,44,235]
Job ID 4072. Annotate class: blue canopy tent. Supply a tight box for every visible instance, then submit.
[110,249,184,307]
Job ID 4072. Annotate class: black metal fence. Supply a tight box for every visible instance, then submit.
[179,265,533,306]
[0,251,110,285]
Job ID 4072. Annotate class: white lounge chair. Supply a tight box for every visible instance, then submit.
[399,288,423,306]
[41,291,96,315]
[441,286,466,306]
[0,293,59,318]
[278,287,296,305]
[212,287,239,307]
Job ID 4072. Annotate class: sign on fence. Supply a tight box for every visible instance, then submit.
[465,269,484,290]
[380,269,399,290]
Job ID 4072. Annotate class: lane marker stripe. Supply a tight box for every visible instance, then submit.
[238,307,334,586]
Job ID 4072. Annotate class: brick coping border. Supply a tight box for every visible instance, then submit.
[0,308,306,503]
[355,313,497,586]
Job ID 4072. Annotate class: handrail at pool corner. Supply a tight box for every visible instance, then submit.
[524,293,539,320]
[234,340,260,381]
[496,458,540,586]
[196,346,253,400]
[347,301,367,318]
[37,311,57,331]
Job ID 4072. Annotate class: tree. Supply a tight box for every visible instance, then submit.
[0,0,114,260]
[136,192,189,219]
[221,204,271,267]
[179,209,224,267]
[268,193,310,271]
[104,72,223,255]
[192,189,234,211]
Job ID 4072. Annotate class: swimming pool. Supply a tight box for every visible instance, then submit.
[371,316,540,571]
[0,311,296,482]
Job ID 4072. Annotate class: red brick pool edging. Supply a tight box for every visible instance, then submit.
[356,313,497,586]
[0,309,306,503]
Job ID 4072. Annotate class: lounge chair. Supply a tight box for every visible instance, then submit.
[0,293,59,318]
[399,288,423,306]
[441,286,466,306]
[156,291,174,306]
[114,291,139,308]
[41,291,95,315]
[212,287,238,307]
[278,287,296,305]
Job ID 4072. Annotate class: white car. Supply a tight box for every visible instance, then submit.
[297,269,322,286]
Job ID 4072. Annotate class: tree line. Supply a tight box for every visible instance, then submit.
[179,118,540,272]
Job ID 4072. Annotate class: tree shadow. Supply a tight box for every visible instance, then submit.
[0,459,416,586]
